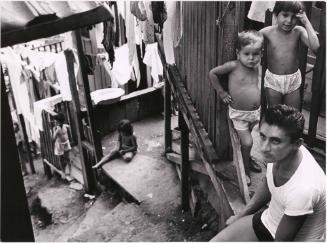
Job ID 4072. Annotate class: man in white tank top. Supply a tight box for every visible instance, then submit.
[210,104,325,241]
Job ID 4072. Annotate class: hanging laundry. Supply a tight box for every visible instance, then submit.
[111,2,120,46]
[2,48,30,119]
[95,23,105,49]
[173,1,183,48]
[34,94,62,131]
[126,2,141,87]
[2,47,40,145]
[111,44,133,86]
[142,1,155,44]
[53,52,79,101]
[247,1,276,23]
[102,20,115,67]
[126,2,136,65]
[163,1,176,64]
[143,42,163,86]
[151,1,167,31]
[130,1,147,21]
[136,42,147,89]
[117,1,127,46]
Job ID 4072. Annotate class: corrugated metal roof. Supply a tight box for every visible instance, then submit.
[1,1,101,33]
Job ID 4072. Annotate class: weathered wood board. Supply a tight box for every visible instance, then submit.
[102,154,172,203]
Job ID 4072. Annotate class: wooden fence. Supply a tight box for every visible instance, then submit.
[40,101,78,178]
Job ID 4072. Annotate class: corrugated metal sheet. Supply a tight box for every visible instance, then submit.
[1,1,102,33]
[175,2,243,159]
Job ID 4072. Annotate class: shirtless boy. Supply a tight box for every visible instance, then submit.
[260,1,319,109]
[209,30,263,185]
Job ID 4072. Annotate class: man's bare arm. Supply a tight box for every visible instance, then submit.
[274,214,307,241]
[227,177,271,225]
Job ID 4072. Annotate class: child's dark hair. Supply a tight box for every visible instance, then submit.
[54,113,65,125]
[237,30,263,50]
[118,119,133,136]
[260,104,305,143]
[273,1,304,16]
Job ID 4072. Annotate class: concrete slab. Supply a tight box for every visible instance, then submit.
[102,154,176,204]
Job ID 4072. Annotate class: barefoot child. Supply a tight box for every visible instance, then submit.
[93,119,138,169]
[260,1,319,110]
[209,30,263,185]
[53,113,72,176]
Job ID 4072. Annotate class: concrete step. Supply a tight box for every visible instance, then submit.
[58,193,118,242]
[69,202,156,242]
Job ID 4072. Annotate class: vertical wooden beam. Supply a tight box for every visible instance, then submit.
[261,10,273,117]
[180,113,190,211]
[164,66,172,153]
[1,68,35,242]
[299,2,312,111]
[308,2,326,147]
[64,50,97,193]
[74,29,103,162]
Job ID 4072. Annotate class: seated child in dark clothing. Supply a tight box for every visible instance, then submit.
[93,119,138,169]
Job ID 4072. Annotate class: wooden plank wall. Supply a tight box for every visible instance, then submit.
[175,2,244,160]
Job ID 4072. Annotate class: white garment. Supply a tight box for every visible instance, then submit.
[2,48,40,144]
[143,42,163,85]
[111,44,132,86]
[163,1,176,64]
[54,52,79,101]
[125,2,140,87]
[247,1,275,23]
[34,94,62,131]
[261,146,326,241]
[95,23,104,49]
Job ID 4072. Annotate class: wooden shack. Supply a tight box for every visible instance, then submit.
[159,0,326,231]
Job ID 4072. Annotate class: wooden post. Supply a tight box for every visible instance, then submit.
[299,2,312,111]
[1,68,35,241]
[261,10,273,117]
[74,29,103,162]
[18,114,35,174]
[180,113,190,211]
[164,66,172,153]
[308,2,326,147]
[64,50,97,193]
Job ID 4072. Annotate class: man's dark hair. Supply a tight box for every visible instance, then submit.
[273,1,304,16]
[118,119,133,136]
[260,104,305,142]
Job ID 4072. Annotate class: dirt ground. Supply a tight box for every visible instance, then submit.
[23,114,222,242]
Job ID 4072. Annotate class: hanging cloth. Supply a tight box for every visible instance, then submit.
[143,42,163,86]
[130,1,147,21]
[102,20,116,67]
[142,1,155,44]
[247,1,276,23]
[163,1,176,64]
[151,1,167,31]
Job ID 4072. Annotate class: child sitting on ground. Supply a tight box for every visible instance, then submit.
[93,119,138,169]
[209,30,264,185]
[260,1,319,110]
[53,113,72,176]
